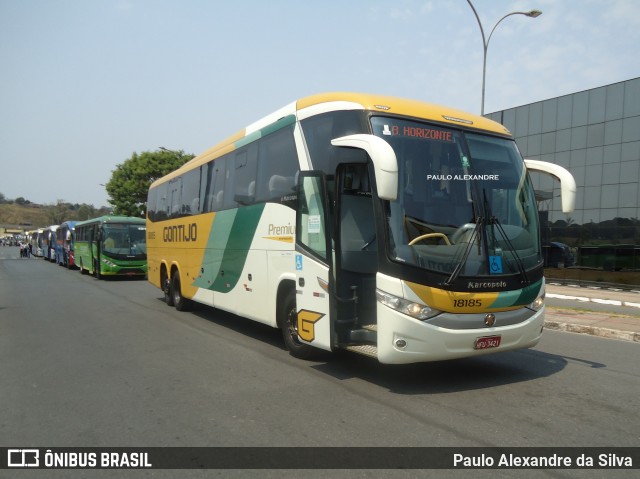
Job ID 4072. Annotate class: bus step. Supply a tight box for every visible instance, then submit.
[361,324,377,332]
[345,344,378,359]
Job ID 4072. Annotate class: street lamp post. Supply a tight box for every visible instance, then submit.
[159,146,180,155]
[466,0,542,115]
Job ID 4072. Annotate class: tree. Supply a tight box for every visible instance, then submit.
[105,149,194,217]
[77,204,94,221]
[45,200,71,225]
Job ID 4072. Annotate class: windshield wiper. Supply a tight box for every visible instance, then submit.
[490,216,530,285]
[482,188,530,285]
[441,216,483,287]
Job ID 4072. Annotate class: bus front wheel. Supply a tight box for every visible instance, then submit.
[280,289,317,360]
[170,270,191,312]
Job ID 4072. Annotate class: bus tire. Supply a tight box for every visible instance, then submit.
[163,274,174,307]
[280,288,317,360]
[171,270,192,312]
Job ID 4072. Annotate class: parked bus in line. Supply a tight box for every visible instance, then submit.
[42,225,59,262]
[146,92,575,364]
[30,229,44,256]
[55,221,77,268]
[75,216,147,279]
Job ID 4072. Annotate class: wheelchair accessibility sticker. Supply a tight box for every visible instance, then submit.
[489,255,503,274]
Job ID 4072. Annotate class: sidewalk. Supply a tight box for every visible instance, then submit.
[545,283,640,343]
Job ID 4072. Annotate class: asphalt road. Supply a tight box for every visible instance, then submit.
[1,247,639,478]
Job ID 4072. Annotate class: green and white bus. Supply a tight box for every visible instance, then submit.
[146,92,575,364]
[75,215,147,279]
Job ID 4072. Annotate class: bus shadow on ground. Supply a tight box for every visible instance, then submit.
[94,275,148,282]
[311,349,571,395]
[169,300,286,350]
[166,299,573,394]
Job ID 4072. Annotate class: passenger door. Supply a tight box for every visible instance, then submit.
[295,172,333,352]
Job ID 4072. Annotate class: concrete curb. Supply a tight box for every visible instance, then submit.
[544,320,640,343]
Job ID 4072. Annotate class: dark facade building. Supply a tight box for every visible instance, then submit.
[487,77,640,282]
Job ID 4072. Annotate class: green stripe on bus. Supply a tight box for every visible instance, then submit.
[192,210,237,290]
[234,115,296,149]
[488,279,542,309]
[261,114,296,136]
[194,204,266,293]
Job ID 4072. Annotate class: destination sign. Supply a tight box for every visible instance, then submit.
[382,124,454,142]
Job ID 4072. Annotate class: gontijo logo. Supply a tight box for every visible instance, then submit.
[163,223,197,242]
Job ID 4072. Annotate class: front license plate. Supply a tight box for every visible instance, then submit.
[474,335,501,350]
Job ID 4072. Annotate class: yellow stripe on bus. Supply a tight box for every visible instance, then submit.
[405,281,521,313]
[262,236,294,243]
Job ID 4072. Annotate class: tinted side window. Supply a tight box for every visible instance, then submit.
[168,178,182,219]
[181,168,201,216]
[255,125,300,202]
[231,144,258,206]
[155,182,170,221]
[147,187,158,221]
[203,157,227,212]
[300,110,368,173]
[200,162,210,212]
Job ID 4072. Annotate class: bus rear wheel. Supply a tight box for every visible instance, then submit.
[163,273,174,306]
[280,289,317,360]
[170,270,191,312]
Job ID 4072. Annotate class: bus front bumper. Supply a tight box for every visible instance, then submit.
[376,304,545,364]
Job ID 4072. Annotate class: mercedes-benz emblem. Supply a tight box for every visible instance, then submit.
[484,313,496,327]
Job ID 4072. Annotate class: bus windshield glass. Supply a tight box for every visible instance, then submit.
[102,223,147,259]
[370,117,540,278]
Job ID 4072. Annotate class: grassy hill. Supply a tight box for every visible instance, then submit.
[0,203,112,230]
[0,203,52,228]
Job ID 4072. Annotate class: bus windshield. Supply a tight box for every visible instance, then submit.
[370,117,540,279]
[102,223,147,259]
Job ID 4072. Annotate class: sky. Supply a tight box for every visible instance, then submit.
[1,0,639,208]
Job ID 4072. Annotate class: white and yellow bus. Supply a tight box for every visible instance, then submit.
[146,92,575,364]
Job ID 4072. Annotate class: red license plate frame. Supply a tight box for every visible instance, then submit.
[474,335,502,350]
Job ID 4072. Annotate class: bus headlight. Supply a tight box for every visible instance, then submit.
[527,287,545,311]
[375,289,440,320]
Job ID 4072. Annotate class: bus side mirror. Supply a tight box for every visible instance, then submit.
[524,159,576,213]
[331,134,398,201]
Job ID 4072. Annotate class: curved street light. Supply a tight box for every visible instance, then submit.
[466,0,542,115]
[159,146,180,155]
